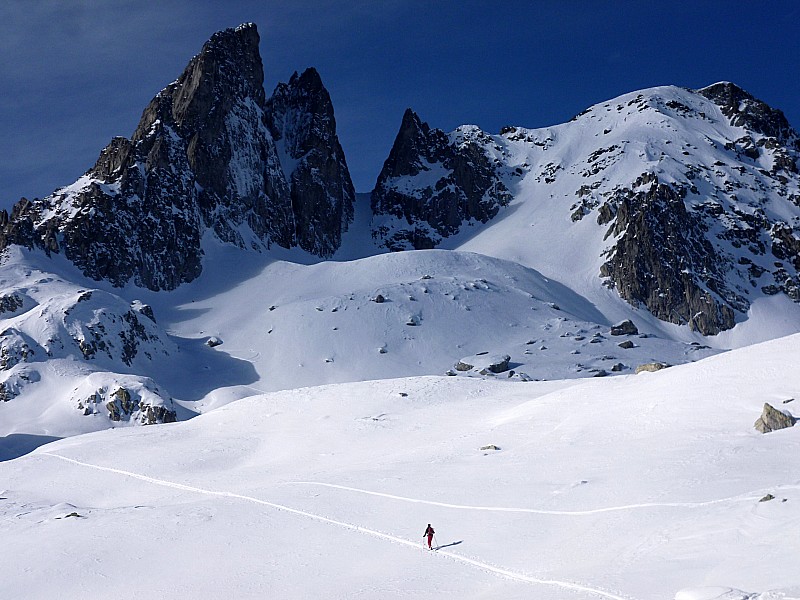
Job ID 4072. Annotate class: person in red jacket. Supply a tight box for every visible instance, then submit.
[423,524,435,549]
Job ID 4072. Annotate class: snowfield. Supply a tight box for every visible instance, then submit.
[2,333,799,599]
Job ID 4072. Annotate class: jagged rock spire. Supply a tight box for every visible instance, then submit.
[265,67,355,257]
[0,23,353,289]
[371,109,512,250]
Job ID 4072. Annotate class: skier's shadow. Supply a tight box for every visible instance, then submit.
[434,540,463,550]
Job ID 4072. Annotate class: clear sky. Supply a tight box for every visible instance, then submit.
[2,1,799,207]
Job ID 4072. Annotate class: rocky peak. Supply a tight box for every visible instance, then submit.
[369,84,800,335]
[383,109,453,179]
[0,23,355,289]
[370,110,512,250]
[265,67,355,257]
[698,82,798,148]
[151,23,265,138]
[266,67,338,163]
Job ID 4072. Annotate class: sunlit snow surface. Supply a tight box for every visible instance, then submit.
[2,334,799,598]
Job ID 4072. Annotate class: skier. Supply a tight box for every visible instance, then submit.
[423,523,435,549]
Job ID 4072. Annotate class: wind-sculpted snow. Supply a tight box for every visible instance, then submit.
[183,248,718,393]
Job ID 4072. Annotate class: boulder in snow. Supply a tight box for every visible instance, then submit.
[455,353,511,374]
[610,319,639,336]
[754,402,796,433]
[635,362,670,374]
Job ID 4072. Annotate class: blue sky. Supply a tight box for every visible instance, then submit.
[2,1,799,207]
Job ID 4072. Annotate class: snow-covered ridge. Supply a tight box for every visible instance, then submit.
[374,83,800,334]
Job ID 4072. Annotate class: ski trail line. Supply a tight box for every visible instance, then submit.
[41,452,633,600]
[288,482,766,515]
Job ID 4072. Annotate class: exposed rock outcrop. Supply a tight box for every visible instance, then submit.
[600,183,740,335]
[698,82,799,152]
[754,402,796,433]
[371,110,513,250]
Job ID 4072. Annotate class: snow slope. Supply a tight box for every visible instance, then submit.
[2,333,798,599]
[1,239,725,442]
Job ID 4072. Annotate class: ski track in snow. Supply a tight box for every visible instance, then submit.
[41,452,634,600]
[287,482,777,514]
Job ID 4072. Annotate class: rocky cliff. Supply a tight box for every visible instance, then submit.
[266,68,355,257]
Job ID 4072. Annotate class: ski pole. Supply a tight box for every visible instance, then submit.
[432,534,438,549]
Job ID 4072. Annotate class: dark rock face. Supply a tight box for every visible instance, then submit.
[371,110,513,250]
[265,68,355,257]
[0,24,351,290]
[600,183,741,335]
[0,293,24,315]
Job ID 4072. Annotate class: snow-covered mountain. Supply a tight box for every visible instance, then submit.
[1,23,800,446]
[2,21,800,600]
[374,83,800,335]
